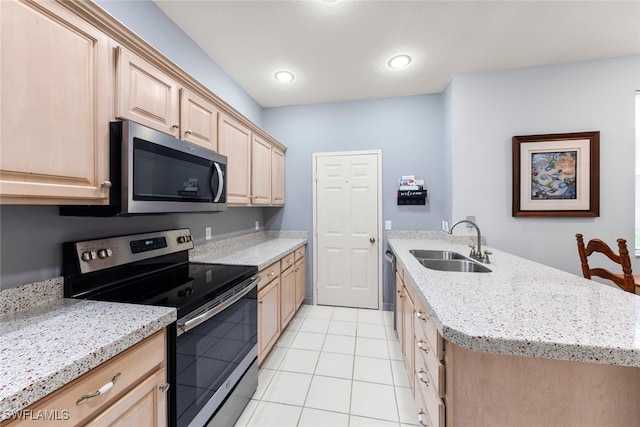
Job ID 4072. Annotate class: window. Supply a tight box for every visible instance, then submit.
[635,91,640,255]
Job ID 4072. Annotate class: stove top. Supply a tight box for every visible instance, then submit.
[63,229,257,319]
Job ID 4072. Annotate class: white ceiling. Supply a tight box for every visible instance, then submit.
[154,0,640,108]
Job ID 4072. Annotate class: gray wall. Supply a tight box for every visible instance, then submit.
[262,94,446,309]
[448,56,640,276]
[0,206,265,289]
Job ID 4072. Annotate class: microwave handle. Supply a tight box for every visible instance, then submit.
[211,162,224,203]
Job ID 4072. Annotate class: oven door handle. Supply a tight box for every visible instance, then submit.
[177,275,260,335]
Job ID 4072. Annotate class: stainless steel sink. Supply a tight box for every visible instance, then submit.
[409,249,466,260]
[418,258,492,273]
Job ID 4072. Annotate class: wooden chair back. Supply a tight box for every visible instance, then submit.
[575,233,636,293]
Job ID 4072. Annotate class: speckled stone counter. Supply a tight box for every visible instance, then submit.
[191,230,307,269]
[388,231,640,367]
[0,287,176,421]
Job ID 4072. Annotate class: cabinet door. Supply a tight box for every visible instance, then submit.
[280,265,296,329]
[115,46,179,137]
[251,135,272,205]
[403,285,415,392]
[294,256,306,308]
[218,113,251,205]
[180,88,219,151]
[0,0,110,204]
[85,368,167,427]
[258,278,280,364]
[271,146,285,206]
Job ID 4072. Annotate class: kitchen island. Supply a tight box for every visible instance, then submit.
[388,230,640,427]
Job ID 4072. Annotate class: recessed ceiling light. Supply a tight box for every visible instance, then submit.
[387,54,412,70]
[274,70,295,83]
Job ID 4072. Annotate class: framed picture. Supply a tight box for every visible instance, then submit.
[512,131,600,217]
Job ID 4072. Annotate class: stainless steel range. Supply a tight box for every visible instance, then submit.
[63,229,259,427]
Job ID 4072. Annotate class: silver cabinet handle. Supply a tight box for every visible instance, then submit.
[159,383,170,393]
[77,373,121,405]
[418,369,430,386]
[101,180,112,189]
[417,340,429,354]
[418,410,430,426]
[172,123,179,129]
[185,129,192,135]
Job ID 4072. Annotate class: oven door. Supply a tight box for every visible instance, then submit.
[175,277,258,427]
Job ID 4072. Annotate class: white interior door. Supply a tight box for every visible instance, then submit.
[314,151,380,309]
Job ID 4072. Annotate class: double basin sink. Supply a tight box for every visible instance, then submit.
[410,250,492,273]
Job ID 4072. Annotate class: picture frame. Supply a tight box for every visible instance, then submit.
[512,131,600,217]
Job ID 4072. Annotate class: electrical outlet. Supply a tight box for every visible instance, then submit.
[255,220,259,231]
[442,220,449,232]
[205,227,212,240]
[385,220,392,230]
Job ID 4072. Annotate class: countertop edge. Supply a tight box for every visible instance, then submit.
[388,236,640,367]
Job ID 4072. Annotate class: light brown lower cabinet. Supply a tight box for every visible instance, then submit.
[399,270,640,427]
[280,252,298,330]
[294,247,306,307]
[5,330,167,426]
[258,275,280,363]
[257,245,307,365]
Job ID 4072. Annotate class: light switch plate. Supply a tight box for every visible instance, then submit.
[255,220,259,231]
[385,220,392,230]
[442,220,449,232]
[205,227,212,240]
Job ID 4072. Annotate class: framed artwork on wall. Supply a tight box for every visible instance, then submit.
[512,131,600,217]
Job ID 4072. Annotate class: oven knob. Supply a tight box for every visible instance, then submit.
[178,236,187,244]
[81,251,93,262]
[97,248,113,259]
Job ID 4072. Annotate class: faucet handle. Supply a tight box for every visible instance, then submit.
[468,243,476,256]
[483,250,492,264]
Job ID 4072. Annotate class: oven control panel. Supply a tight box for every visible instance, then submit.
[71,228,194,274]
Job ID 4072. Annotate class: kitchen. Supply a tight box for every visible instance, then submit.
[1,0,640,426]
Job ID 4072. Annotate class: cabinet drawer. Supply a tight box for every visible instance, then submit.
[415,368,445,427]
[281,251,295,271]
[414,299,443,360]
[8,330,165,426]
[414,335,445,397]
[294,246,305,261]
[258,260,281,290]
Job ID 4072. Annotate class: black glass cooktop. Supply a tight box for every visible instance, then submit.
[67,259,256,319]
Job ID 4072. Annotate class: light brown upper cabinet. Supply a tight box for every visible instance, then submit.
[218,113,252,204]
[0,0,111,204]
[116,47,219,151]
[219,114,286,207]
[251,135,273,205]
[272,146,285,206]
[180,88,220,151]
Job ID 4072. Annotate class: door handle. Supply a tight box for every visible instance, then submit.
[370,237,376,243]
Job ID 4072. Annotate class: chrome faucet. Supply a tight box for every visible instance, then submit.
[449,220,492,263]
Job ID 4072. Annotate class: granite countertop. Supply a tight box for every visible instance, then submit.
[191,231,307,270]
[388,231,640,367]
[0,296,175,421]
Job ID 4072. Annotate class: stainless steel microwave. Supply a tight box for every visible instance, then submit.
[61,121,226,216]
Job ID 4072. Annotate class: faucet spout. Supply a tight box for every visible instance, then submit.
[449,220,486,262]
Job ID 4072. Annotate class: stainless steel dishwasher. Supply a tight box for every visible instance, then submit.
[385,247,397,330]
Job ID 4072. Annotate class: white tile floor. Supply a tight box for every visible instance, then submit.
[235,305,418,427]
